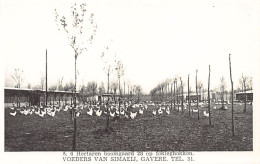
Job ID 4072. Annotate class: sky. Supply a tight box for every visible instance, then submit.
[1,0,260,94]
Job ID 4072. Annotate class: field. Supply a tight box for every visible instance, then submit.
[5,104,252,151]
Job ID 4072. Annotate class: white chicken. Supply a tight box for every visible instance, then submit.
[64,105,69,112]
[130,111,137,119]
[76,112,80,117]
[35,110,40,115]
[42,108,47,115]
[96,109,102,117]
[87,108,93,116]
[166,108,170,115]
[152,110,156,116]
[10,111,17,116]
[139,109,143,115]
[125,113,129,119]
[110,111,115,117]
[161,106,165,111]
[203,111,209,117]
[213,106,217,110]
[158,107,163,114]
[56,107,61,112]
[23,110,29,116]
[39,111,45,117]
[50,110,56,117]
[120,109,125,115]
[192,109,198,113]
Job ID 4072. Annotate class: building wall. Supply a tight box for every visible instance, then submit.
[4,88,79,107]
[236,93,253,101]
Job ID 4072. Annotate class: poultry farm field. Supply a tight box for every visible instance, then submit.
[5,104,252,151]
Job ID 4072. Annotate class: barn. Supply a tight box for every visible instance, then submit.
[185,94,201,102]
[235,90,253,102]
[4,87,79,107]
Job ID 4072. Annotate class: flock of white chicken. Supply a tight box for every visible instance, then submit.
[8,100,227,119]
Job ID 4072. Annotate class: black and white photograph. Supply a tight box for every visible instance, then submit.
[1,0,260,163]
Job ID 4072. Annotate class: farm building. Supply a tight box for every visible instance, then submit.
[4,87,79,107]
[100,93,121,102]
[235,90,253,101]
[183,92,216,102]
[185,94,201,102]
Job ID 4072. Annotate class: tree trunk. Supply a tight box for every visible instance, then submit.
[176,80,179,112]
[244,82,247,112]
[221,87,224,108]
[173,80,176,111]
[196,70,199,120]
[45,49,48,106]
[72,55,77,151]
[188,75,190,116]
[181,78,184,113]
[229,54,234,136]
[106,72,110,130]
[118,76,121,118]
[208,65,211,125]
[170,82,173,111]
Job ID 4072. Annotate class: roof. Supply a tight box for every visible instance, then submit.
[236,90,253,94]
[4,87,79,94]
[4,87,32,91]
[102,93,121,97]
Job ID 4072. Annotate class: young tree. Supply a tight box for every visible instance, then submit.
[57,76,64,91]
[198,81,203,101]
[180,77,184,113]
[111,81,118,100]
[240,74,249,112]
[135,85,142,102]
[202,88,207,101]
[220,76,227,109]
[229,54,234,136]
[98,82,105,96]
[86,81,97,101]
[173,79,176,111]
[208,65,211,125]
[49,85,57,91]
[188,74,190,116]
[64,81,74,91]
[114,60,124,114]
[170,80,173,111]
[101,44,116,95]
[176,78,179,112]
[27,83,32,89]
[55,3,97,150]
[40,72,45,90]
[196,69,199,120]
[12,68,24,88]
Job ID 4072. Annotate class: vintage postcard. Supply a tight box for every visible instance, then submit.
[1,0,260,163]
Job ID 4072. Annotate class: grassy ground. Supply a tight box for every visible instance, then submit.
[5,104,252,151]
